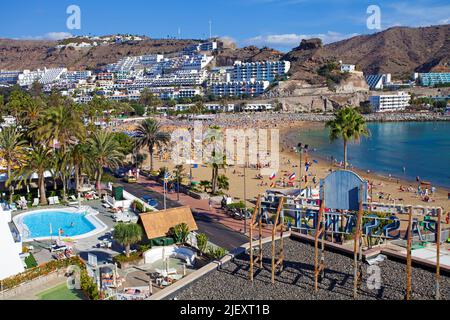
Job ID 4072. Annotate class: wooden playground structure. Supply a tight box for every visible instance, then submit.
[247,170,446,300]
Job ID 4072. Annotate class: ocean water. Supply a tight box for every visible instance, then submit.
[290,122,450,188]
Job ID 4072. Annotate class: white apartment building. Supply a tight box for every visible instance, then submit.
[210,80,270,98]
[0,70,20,84]
[159,88,202,100]
[243,103,273,112]
[340,64,356,73]
[184,41,218,54]
[17,68,67,86]
[369,91,410,112]
[365,73,392,90]
[232,60,290,82]
[204,103,235,112]
[18,69,46,86]
[182,54,214,71]
[0,207,25,280]
[63,70,93,83]
[208,67,233,85]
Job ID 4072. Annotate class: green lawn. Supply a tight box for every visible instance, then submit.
[37,283,85,300]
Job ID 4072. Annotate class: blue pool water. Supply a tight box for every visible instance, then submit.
[22,210,96,239]
[290,122,450,188]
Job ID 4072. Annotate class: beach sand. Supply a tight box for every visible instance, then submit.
[137,121,450,215]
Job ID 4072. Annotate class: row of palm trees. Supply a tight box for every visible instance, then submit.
[0,89,171,205]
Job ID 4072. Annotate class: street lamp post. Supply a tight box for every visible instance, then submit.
[297,143,303,190]
[297,143,309,191]
[243,164,247,234]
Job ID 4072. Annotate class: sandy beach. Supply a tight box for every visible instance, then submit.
[132,119,450,215]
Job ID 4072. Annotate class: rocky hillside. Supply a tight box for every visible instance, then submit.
[0,24,448,83]
[0,38,201,71]
[284,24,450,82]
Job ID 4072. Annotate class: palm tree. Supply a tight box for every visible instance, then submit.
[204,126,226,194]
[32,105,85,150]
[15,146,52,205]
[69,142,91,193]
[217,174,229,191]
[325,107,369,170]
[0,127,27,203]
[173,164,186,200]
[135,119,170,172]
[87,131,124,193]
[113,223,143,257]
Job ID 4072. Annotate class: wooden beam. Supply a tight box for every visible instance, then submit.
[249,195,261,282]
[259,205,263,269]
[436,208,441,300]
[406,206,413,301]
[271,197,285,284]
[314,194,325,292]
[353,185,364,299]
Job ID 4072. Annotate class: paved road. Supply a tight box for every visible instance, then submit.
[115,180,248,250]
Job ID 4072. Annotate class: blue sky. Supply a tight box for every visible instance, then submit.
[0,0,449,51]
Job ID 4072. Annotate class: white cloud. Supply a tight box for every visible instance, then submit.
[44,32,73,40]
[384,2,450,28]
[18,32,73,41]
[242,31,359,50]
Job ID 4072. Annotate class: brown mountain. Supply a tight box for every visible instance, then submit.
[284,24,450,82]
[0,24,448,83]
[0,38,201,71]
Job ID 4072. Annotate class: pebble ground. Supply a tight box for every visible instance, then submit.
[175,239,450,300]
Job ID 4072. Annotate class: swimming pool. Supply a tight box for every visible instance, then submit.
[14,208,107,241]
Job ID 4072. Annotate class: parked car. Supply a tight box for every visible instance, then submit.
[141,195,159,208]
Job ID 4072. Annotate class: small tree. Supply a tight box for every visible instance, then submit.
[196,233,208,255]
[199,180,211,193]
[113,223,143,257]
[170,223,190,244]
[217,174,229,191]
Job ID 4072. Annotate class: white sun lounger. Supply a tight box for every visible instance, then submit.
[54,196,60,205]
[32,198,39,207]
[48,197,55,205]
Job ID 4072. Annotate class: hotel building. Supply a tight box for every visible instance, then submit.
[369,91,411,112]
[232,60,290,82]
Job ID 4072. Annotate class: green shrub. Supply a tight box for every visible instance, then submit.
[207,246,227,260]
[169,223,190,244]
[113,251,141,264]
[196,233,208,254]
[226,201,246,210]
[24,253,38,269]
[80,269,99,300]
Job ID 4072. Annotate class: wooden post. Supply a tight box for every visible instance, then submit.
[249,195,261,281]
[314,195,325,292]
[259,204,263,268]
[271,197,285,284]
[320,211,326,279]
[353,185,364,299]
[436,208,441,300]
[406,206,413,301]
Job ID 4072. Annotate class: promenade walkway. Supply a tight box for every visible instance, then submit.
[135,177,273,239]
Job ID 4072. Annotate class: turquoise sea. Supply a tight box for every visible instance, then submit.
[291,122,450,188]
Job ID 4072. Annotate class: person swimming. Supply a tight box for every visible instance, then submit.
[70,222,74,227]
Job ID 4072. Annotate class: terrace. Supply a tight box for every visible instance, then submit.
[172,236,450,300]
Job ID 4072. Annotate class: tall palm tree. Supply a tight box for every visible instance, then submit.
[135,119,170,172]
[113,223,143,257]
[0,127,27,203]
[32,105,85,150]
[325,107,369,170]
[204,125,226,194]
[69,142,91,193]
[15,146,52,205]
[87,131,124,193]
